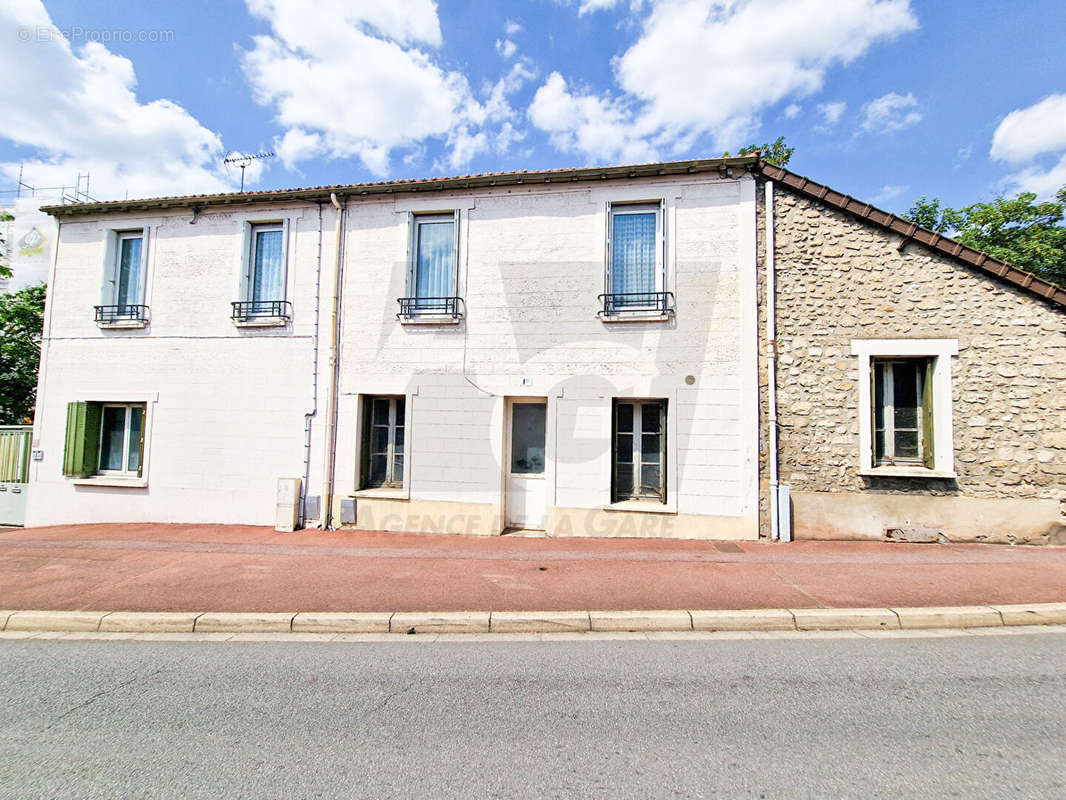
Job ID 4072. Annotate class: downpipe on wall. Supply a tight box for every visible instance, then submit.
[765,179,784,541]
[298,202,324,528]
[320,192,345,529]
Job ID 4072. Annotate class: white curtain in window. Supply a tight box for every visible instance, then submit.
[415,221,455,300]
[611,213,656,296]
[252,229,284,301]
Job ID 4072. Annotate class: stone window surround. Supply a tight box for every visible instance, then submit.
[851,339,958,479]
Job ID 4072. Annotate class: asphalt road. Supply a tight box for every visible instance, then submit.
[1,633,1064,799]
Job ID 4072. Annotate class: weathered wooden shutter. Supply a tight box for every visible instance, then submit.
[659,399,668,502]
[922,359,936,470]
[360,397,373,490]
[62,402,102,478]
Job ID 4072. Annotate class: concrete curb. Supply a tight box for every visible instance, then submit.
[0,604,1064,635]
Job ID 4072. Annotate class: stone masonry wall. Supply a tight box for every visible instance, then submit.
[762,186,1066,516]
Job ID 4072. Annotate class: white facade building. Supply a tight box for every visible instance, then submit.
[26,157,761,540]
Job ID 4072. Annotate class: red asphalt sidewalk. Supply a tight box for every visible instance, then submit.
[2,523,1065,613]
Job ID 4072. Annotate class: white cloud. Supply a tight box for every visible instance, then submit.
[1002,154,1066,199]
[860,91,922,133]
[243,0,518,175]
[504,19,523,36]
[816,101,846,128]
[873,183,907,203]
[0,0,232,200]
[496,38,517,58]
[528,72,657,164]
[578,0,623,14]
[783,103,802,119]
[530,0,917,163]
[990,94,1066,164]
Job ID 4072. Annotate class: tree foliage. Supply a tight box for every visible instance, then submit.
[0,211,12,279]
[0,283,46,424]
[723,136,794,167]
[904,188,1066,286]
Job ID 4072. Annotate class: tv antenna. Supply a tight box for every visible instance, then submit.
[223,151,275,191]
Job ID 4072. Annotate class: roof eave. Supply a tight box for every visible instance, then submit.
[758,160,1066,310]
[39,155,760,218]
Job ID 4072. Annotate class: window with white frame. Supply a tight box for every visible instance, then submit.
[362,396,405,489]
[236,221,289,319]
[605,201,666,314]
[98,404,145,476]
[97,229,148,323]
[852,339,957,477]
[403,212,460,317]
[612,399,667,502]
[62,401,146,479]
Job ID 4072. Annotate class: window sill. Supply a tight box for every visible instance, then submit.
[96,319,149,330]
[72,476,148,488]
[598,311,674,323]
[861,466,957,480]
[603,500,677,515]
[398,315,462,326]
[352,487,409,500]
[232,316,289,328]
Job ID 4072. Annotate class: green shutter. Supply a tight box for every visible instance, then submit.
[922,360,935,470]
[62,402,102,478]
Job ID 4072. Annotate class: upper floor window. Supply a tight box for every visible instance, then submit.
[602,201,672,317]
[398,212,463,319]
[96,229,149,326]
[233,221,291,323]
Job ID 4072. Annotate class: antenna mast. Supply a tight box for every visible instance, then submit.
[223,152,276,192]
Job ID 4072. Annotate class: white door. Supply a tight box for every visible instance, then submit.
[505,400,547,530]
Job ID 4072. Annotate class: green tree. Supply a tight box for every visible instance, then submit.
[0,211,12,279]
[904,188,1066,286]
[724,136,794,167]
[0,283,46,423]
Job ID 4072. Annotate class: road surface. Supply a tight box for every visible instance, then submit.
[1,632,1063,798]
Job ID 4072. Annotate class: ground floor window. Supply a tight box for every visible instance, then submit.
[362,396,405,489]
[612,399,666,503]
[852,339,957,477]
[63,401,146,478]
[873,358,933,468]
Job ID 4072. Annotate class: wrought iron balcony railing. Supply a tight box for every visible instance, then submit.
[94,304,149,324]
[396,296,465,319]
[231,300,293,321]
[599,291,676,316]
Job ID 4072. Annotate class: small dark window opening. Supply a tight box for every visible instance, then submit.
[362,396,405,488]
[612,399,667,503]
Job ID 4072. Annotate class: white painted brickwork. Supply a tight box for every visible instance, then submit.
[28,174,759,537]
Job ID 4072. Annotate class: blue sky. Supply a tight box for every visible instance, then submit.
[2,0,1065,214]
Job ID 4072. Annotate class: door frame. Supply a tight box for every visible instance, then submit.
[502,396,549,532]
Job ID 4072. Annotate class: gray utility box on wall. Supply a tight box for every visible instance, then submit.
[276,477,301,532]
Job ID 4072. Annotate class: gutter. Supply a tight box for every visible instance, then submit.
[320,193,345,529]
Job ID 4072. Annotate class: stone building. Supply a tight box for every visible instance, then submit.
[757,163,1066,545]
[24,155,1066,544]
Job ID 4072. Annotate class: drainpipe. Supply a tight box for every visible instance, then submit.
[765,179,781,541]
[320,192,345,529]
[298,202,324,528]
